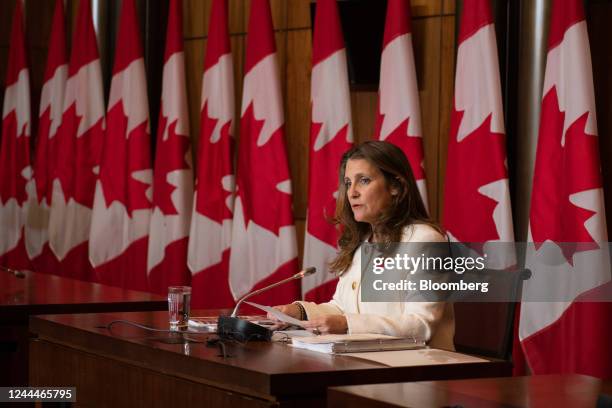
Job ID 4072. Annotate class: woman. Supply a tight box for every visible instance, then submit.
[271,141,454,350]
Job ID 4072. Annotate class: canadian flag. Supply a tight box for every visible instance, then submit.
[89,0,152,291]
[302,0,353,303]
[147,0,193,294]
[25,0,67,274]
[0,0,31,271]
[187,0,236,308]
[229,0,299,306]
[48,0,105,281]
[443,0,515,268]
[519,0,612,378]
[376,0,427,210]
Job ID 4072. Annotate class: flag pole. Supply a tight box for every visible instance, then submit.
[514,0,550,244]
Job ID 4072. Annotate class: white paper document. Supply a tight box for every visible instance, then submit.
[291,334,425,354]
[344,348,488,367]
[188,319,217,331]
[244,301,305,327]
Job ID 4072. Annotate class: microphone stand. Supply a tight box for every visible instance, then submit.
[218,267,316,342]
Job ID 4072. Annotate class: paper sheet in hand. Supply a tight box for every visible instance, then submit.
[244,301,305,327]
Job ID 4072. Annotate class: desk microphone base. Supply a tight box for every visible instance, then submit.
[217,316,272,342]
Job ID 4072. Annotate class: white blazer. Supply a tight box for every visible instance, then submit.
[299,223,455,350]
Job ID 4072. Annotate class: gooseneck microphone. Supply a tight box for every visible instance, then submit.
[230,267,316,317]
[0,265,26,279]
[218,267,316,341]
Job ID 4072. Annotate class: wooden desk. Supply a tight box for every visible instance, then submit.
[328,374,612,407]
[1,270,166,386]
[29,311,510,407]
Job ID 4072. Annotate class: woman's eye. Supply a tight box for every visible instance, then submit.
[344,180,351,188]
[359,177,370,185]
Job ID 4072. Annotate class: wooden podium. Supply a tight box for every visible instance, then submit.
[29,311,511,407]
[1,270,166,386]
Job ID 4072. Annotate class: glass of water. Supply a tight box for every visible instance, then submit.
[168,286,191,330]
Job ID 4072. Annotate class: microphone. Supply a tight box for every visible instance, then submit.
[0,265,26,279]
[218,267,316,342]
[230,267,315,317]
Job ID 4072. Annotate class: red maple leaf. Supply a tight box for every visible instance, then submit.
[530,87,601,264]
[444,110,507,250]
[0,111,30,206]
[195,102,234,223]
[380,116,425,180]
[153,115,191,215]
[54,103,104,207]
[236,103,293,234]
[99,101,152,216]
[34,106,54,204]
[307,121,351,247]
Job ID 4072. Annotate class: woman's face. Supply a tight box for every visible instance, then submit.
[344,158,395,225]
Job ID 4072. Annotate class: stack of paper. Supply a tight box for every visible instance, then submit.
[291,333,425,354]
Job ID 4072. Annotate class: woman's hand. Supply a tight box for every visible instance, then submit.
[266,303,301,321]
[302,315,348,334]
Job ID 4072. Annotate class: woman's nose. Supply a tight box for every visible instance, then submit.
[349,184,359,197]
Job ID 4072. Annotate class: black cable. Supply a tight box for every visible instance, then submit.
[99,319,217,347]
[98,321,278,358]
[101,319,178,332]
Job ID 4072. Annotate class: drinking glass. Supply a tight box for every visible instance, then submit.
[168,286,191,330]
